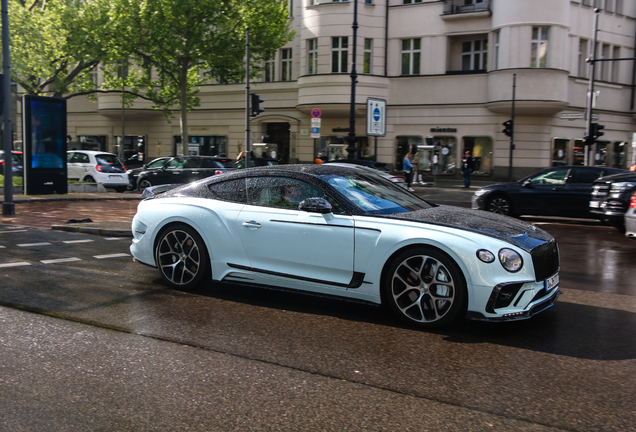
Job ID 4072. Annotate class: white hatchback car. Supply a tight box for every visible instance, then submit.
[67,150,129,192]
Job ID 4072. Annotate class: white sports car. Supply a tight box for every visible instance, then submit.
[130,165,560,328]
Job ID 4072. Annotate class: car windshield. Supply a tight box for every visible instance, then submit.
[146,158,167,169]
[322,173,431,215]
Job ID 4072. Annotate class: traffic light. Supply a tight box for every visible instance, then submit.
[591,123,605,140]
[250,93,264,117]
[502,120,513,137]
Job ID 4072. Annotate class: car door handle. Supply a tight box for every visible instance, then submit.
[191,171,199,175]
[242,221,262,229]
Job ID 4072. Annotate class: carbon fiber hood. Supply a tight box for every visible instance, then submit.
[383,205,555,252]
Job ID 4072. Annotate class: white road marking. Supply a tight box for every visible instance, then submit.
[63,239,95,244]
[0,230,29,234]
[17,242,52,247]
[0,262,31,268]
[0,245,5,249]
[104,237,128,241]
[93,253,130,259]
[41,258,82,264]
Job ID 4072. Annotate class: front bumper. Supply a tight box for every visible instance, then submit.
[467,286,561,322]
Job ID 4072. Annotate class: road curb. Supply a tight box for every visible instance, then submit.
[51,223,132,237]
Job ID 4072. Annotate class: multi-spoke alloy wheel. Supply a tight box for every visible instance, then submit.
[385,247,466,328]
[155,225,209,290]
[487,195,512,216]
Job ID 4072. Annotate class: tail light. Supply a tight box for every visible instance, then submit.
[630,192,636,209]
[215,170,223,175]
[95,165,103,172]
[121,165,126,171]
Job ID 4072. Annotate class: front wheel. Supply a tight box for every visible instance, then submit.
[138,179,152,191]
[155,224,209,291]
[486,195,513,216]
[384,247,466,328]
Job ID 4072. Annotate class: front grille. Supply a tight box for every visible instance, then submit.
[592,184,610,199]
[531,240,560,282]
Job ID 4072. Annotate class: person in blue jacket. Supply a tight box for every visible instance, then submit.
[403,152,414,191]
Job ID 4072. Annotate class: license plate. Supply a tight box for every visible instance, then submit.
[109,175,122,179]
[545,273,559,291]
[589,201,600,208]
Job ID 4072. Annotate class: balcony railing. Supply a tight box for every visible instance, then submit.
[443,0,490,15]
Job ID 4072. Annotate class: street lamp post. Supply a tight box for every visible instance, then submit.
[2,0,14,216]
[345,0,359,160]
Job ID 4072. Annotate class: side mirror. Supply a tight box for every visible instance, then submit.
[522,179,532,187]
[299,197,333,214]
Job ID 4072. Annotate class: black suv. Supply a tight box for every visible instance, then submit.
[135,156,236,191]
[590,171,636,230]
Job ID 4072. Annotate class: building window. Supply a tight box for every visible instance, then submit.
[281,48,292,81]
[331,37,348,73]
[308,0,316,4]
[531,26,549,68]
[264,51,275,82]
[612,46,620,82]
[308,38,318,75]
[401,38,421,75]
[604,0,613,12]
[403,0,423,3]
[593,0,602,7]
[582,0,591,5]
[600,44,610,81]
[117,59,129,80]
[463,136,493,175]
[494,30,500,70]
[615,0,623,14]
[363,38,372,74]
[578,38,588,78]
[461,39,488,71]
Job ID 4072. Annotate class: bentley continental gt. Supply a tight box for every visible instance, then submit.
[130,165,561,328]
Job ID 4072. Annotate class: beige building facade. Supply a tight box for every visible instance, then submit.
[47,0,636,180]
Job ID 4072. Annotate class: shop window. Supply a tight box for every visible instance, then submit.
[433,136,457,175]
[462,136,492,175]
[552,138,569,166]
[594,141,609,166]
[173,135,227,157]
[573,139,585,166]
[395,136,422,171]
[612,141,626,168]
[316,136,369,161]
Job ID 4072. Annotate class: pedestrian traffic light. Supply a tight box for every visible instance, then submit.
[502,120,513,137]
[250,93,264,117]
[591,122,605,140]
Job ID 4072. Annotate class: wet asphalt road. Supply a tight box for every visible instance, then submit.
[0,195,635,431]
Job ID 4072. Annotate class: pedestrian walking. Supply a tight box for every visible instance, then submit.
[403,152,414,191]
[462,150,475,188]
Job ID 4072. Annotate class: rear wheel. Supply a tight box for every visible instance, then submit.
[384,247,466,328]
[83,176,96,183]
[486,195,513,216]
[155,224,209,291]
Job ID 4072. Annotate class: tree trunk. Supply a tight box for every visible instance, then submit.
[180,62,189,156]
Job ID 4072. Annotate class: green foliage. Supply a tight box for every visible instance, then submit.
[0,174,23,187]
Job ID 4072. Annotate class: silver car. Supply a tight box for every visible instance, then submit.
[625,191,636,238]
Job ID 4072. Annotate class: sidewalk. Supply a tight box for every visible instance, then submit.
[1,180,481,236]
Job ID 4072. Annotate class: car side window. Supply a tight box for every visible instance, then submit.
[569,168,602,184]
[70,153,89,163]
[208,179,247,203]
[166,159,185,169]
[528,168,568,186]
[246,177,344,213]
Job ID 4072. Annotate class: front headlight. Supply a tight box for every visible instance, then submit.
[499,248,523,273]
[610,182,636,193]
[473,188,489,197]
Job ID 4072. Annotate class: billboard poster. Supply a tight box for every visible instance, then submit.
[23,95,67,195]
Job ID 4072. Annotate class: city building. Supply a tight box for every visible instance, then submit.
[33,0,636,180]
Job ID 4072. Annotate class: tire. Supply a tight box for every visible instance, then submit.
[486,195,513,216]
[83,176,96,183]
[138,179,152,191]
[154,224,210,291]
[384,247,466,329]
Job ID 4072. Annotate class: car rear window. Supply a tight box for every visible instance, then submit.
[96,154,123,166]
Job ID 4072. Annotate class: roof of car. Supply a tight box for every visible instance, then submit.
[67,150,117,156]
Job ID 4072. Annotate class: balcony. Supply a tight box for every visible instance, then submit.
[442,0,490,17]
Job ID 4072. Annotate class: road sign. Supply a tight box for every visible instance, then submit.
[366,98,386,136]
[311,117,321,127]
[311,127,320,138]
[311,108,321,118]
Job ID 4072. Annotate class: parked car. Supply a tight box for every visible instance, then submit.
[66,150,128,192]
[326,162,407,189]
[130,164,560,329]
[135,156,236,191]
[589,171,636,231]
[126,157,171,191]
[625,191,636,239]
[472,165,626,218]
[0,150,23,176]
[324,158,390,173]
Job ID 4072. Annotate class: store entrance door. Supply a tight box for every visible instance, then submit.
[266,123,290,164]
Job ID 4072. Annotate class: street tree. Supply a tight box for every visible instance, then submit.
[105,0,294,156]
[7,0,116,98]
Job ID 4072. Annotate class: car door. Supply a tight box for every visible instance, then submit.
[515,167,570,215]
[152,157,186,185]
[237,176,356,290]
[561,167,605,217]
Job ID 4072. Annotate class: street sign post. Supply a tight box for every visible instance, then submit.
[366,98,386,137]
